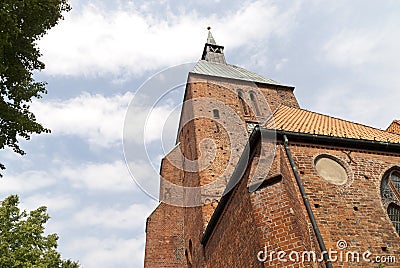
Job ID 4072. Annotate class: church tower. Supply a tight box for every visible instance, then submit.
[144,28,299,267]
[144,30,400,267]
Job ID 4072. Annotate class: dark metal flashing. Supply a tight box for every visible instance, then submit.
[269,129,400,154]
[256,81,295,91]
[248,174,282,193]
[188,71,295,90]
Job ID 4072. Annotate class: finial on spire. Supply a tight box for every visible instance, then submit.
[207,26,211,30]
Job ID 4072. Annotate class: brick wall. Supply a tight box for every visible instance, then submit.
[198,138,400,268]
[144,203,185,267]
[146,72,301,267]
[144,68,400,268]
[144,153,186,267]
[185,74,299,225]
[203,145,263,268]
[257,83,299,111]
[287,142,400,267]
[250,142,319,268]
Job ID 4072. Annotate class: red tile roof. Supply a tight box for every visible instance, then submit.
[387,120,400,135]
[265,106,400,144]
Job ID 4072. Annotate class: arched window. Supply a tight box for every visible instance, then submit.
[391,171,400,194]
[237,89,249,115]
[185,250,192,267]
[249,91,260,116]
[189,239,193,256]
[185,239,193,267]
[388,203,400,235]
[381,168,400,236]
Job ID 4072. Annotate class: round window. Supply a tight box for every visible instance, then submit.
[315,156,348,185]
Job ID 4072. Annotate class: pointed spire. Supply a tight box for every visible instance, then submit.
[201,27,226,64]
[206,26,216,45]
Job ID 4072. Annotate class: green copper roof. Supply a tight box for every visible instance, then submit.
[190,60,291,87]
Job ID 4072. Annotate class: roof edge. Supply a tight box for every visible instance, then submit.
[188,71,295,90]
[268,128,400,152]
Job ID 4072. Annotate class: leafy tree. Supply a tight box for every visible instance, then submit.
[0,195,79,267]
[0,0,71,175]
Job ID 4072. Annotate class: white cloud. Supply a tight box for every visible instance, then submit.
[322,24,400,74]
[38,1,299,77]
[217,1,298,47]
[31,92,133,148]
[73,202,154,230]
[21,194,76,213]
[0,158,140,197]
[125,160,159,200]
[66,236,145,268]
[0,170,56,194]
[144,104,180,144]
[322,30,380,67]
[60,160,136,192]
[32,91,179,148]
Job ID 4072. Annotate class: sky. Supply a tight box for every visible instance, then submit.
[1,0,400,267]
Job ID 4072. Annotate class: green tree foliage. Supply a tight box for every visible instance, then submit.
[0,0,71,175]
[0,195,79,267]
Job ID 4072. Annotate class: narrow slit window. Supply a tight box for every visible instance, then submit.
[213,109,220,119]
[249,91,260,116]
[237,89,249,115]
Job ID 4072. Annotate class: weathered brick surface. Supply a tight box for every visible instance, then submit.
[203,145,263,268]
[185,75,299,225]
[257,83,299,111]
[286,143,400,267]
[144,155,186,267]
[144,202,185,267]
[145,73,297,267]
[144,69,400,268]
[249,142,318,268]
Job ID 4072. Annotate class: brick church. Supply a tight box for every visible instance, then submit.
[143,30,400,267]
